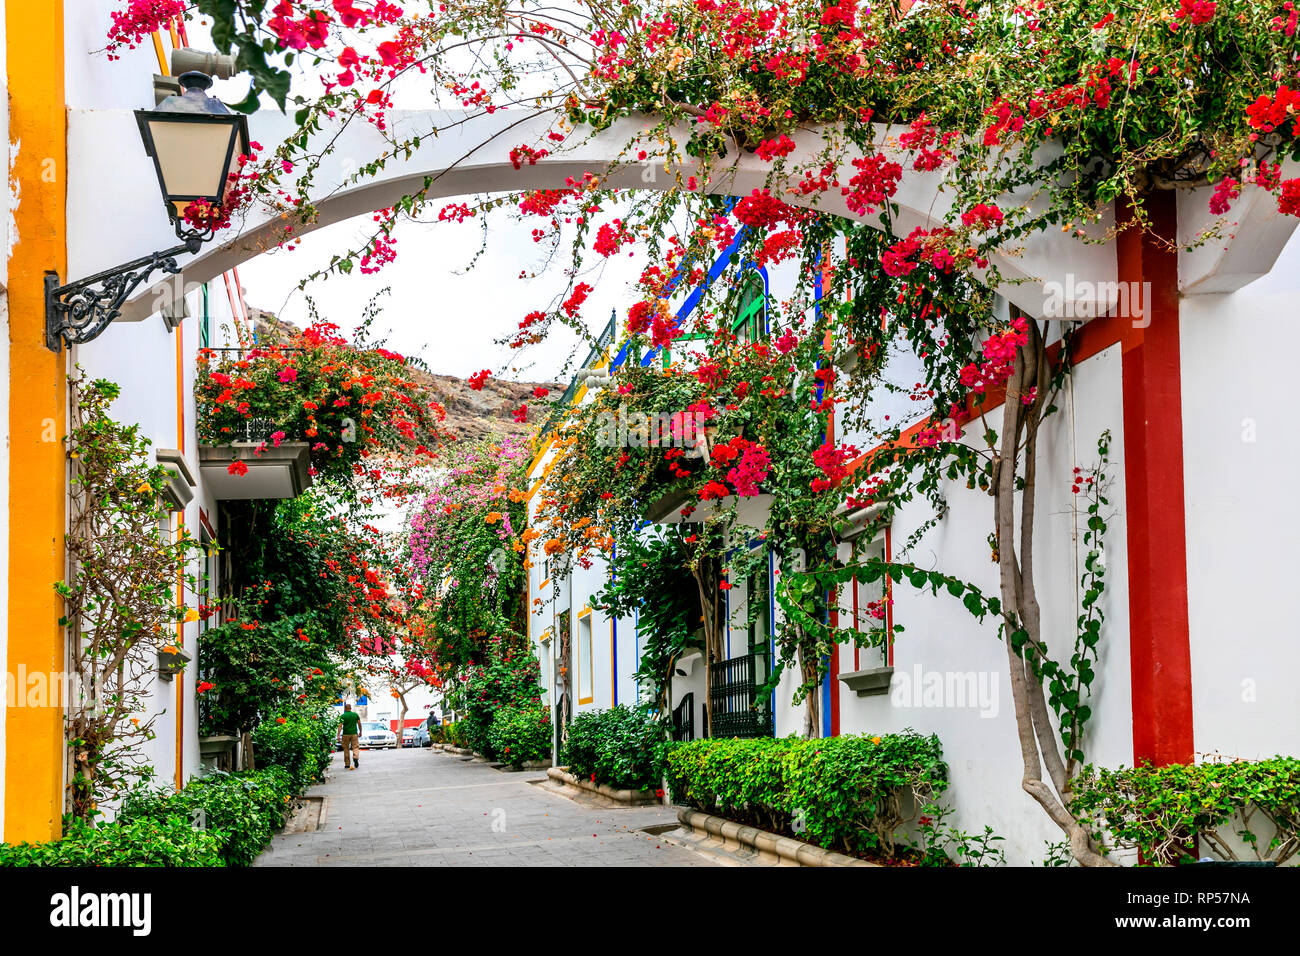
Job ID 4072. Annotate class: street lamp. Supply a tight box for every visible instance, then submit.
[45,72,251,351]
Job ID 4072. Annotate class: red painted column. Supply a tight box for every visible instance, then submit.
[828,600,841,737]
[1116,191,1194,767]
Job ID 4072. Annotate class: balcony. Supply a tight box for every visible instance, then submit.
[198,419,311,501]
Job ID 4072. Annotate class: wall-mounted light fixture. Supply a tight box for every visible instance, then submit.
[45,72,250,351]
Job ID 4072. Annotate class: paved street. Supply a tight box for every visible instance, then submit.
[255,747,716,866]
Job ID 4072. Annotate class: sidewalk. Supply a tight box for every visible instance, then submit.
[254,746,716,866]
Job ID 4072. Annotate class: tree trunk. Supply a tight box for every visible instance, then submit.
[796,624,820,738]
[995,321,1116,867]
[691,557,723,738]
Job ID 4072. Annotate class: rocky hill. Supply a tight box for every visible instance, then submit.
[247,307,558,444]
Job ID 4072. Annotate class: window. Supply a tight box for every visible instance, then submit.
[199,528,217,635]
[732,271,766,344]
[200,282,211,349]
[577,610,594,704]
[850,537,889,669]
[746,555,773,689]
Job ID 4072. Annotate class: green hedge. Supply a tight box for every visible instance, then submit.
[456,636,545,758]
[665,732,947,859]
[488,702,551,766]
[119,767,294,867]
[1,766,298,869]
[1072,757,1300,865]
[561,705,668,792]
[444,720,470,749]
[252,709,338,792]
[0,815,225,867]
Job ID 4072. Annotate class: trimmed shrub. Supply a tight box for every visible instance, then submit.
[253,709,338,792]
[444,720,469,748]
[1072,757,1300,865]
[456,636,544,758]
[664,732,947,860]
[119,767,294,866]
[561,705,668,792]
[488,702,551,766]
[0,816,224,867]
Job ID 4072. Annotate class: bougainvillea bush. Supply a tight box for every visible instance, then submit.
[407,435,531,672]
[120,0,1300,306]
[196,319,445,494]
[200,488,419,735]
[446,635,545,758]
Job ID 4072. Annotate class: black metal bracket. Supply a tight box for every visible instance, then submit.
[44,223,212,352]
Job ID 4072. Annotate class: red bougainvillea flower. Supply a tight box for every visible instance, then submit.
[1279,178,1300,218]
[1209,176,1240,215]
[196,681,214,695]
[1171,0,1216,29]
[755,134,796,162]
[468,369,491,390]
[532,386,550,399]
[626,300,655,334]
[106,0,187,59]
[227,459,250,476]
[512,404,528,423]
[961,204,1004,230]
[1245,85,1300,133]
[562,282,592,317]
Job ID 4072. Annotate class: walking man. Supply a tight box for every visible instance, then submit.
[340,702,362,770]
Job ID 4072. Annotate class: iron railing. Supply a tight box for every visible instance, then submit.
[671,692,695,742]
[708,653,774,739]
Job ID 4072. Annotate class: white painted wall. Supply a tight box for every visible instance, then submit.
[1182,226,1300,761]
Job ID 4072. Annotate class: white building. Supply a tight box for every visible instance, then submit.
[524,211,1300,864]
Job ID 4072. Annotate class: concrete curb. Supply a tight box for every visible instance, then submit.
[675,808,876,867]
[499,759,552,772]
[432,744,476,756]
[547,766,661,806]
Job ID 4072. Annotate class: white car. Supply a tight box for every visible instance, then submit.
[360,721,398,749]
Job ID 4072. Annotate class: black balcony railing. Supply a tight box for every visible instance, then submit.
[708,653,774,739]
[671,692,695,742]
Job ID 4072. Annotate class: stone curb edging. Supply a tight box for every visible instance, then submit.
[546,766,661,806]
[431,744,550,771]
[432,744,476,756]
[675,807,876,867]
[500,759,551,772]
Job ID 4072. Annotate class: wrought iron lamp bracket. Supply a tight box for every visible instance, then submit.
[44,223,209,352]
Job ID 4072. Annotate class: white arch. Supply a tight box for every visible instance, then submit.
[64,106,1295,326]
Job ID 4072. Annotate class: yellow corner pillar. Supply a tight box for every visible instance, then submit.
[5,1,68,841]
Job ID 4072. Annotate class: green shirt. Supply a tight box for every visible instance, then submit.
[340,710,361,735]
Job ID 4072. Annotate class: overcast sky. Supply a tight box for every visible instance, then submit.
[236,203,643,382]
[202,11,635,384]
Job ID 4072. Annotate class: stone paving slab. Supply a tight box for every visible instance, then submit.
[255,747,716,867]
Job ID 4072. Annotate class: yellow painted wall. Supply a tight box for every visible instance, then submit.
[5,1,68,841]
